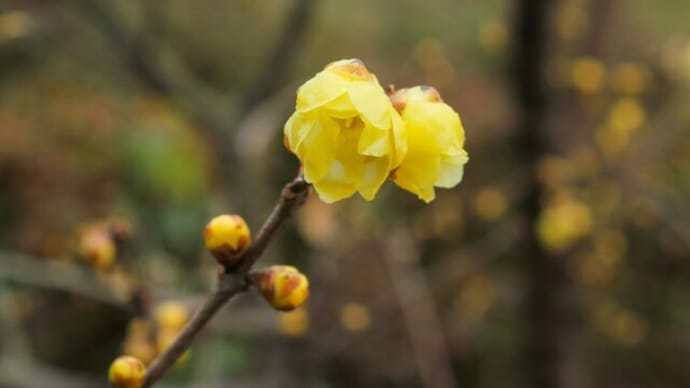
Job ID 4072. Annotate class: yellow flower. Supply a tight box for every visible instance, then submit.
[388,86,469,202]
[284,59,406,203]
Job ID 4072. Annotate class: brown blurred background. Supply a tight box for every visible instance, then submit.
[1,0,689,387]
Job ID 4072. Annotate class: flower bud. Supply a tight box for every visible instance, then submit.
[203,214,251,267]
[154,301,189,332]
[78,227,116,270]
[255,265,309,311]
[108,355,146,388]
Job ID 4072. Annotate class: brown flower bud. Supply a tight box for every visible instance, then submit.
[255,265,310,311]
[78,227,116,270]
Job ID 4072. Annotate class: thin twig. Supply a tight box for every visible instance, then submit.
[0,251,124,307]
[142,174,309,387]
[383,230,458,388]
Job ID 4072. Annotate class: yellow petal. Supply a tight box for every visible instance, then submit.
[391,151,441,203]
[390,112,407,167]
[324,93,357,118]
[357,123,390,157]
[312,162,358,203]
[300,114,340,183]
[403,102,457,153]
[296,70,349,112]
[348,80,393,129]
[357,156,391,200]
[435,151,469,188]
[284,111,315,152]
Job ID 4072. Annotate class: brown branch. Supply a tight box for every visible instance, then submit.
[142,174,309,387]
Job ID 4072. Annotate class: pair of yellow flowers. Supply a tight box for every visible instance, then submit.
[284,59,469,203]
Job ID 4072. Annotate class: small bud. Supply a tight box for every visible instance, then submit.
[108,355,146,388]
[79,228,116,270]
[255,265,309,311]
[203,214,251,267]
[154,301,189,332]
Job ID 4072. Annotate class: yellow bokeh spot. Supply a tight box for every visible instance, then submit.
[567,146,600,179]
[595,126,630,157]
[472,187,508,221]
[625,195,660,229]
[414,38,457,87]
[607,98,646,134]
[576,252,616,286]
[478,20,508,53]
[537,194,592,252]
[571,57,607,94]
[576,230,627,286]
[297,195,338,247]
[537,156,572,186]
[587,179,622,215]
[611,63,651,95]
[123,338,156,365]
[154,301,189,332]
[0,10,32,42]
[459,276,496,322]
[590,300,647,347]
[279,306,309,337]
[593,229,628,265]
[556,4,589,41]
[340,302,371,332]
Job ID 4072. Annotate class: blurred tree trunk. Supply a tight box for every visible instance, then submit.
[510,1,578,388]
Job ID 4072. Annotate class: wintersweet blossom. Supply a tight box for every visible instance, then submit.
[388,86,469,202]
[284,59,406,203]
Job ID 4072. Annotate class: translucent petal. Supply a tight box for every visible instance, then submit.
[284,112,315,152]
[311,180,357,203]
[435,151,469,188]
[357,123,390,157]
[335,127,365,184]
[299,114,340,183]
[357,156,391,201]
[391,150,441,203]
[348,81,392,129]
[402,102,461,153]
[390,112,407,167]
[296,71,349,112]
[324,93,357,119]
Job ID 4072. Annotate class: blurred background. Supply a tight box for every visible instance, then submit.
[1,0,689,387]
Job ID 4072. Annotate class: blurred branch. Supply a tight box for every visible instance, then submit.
[75,0,238,134]
[430,216,526,292]
[143,174,309,387]
[0,251,124,307]
[241,0,316,110]
[383,230,458,388]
